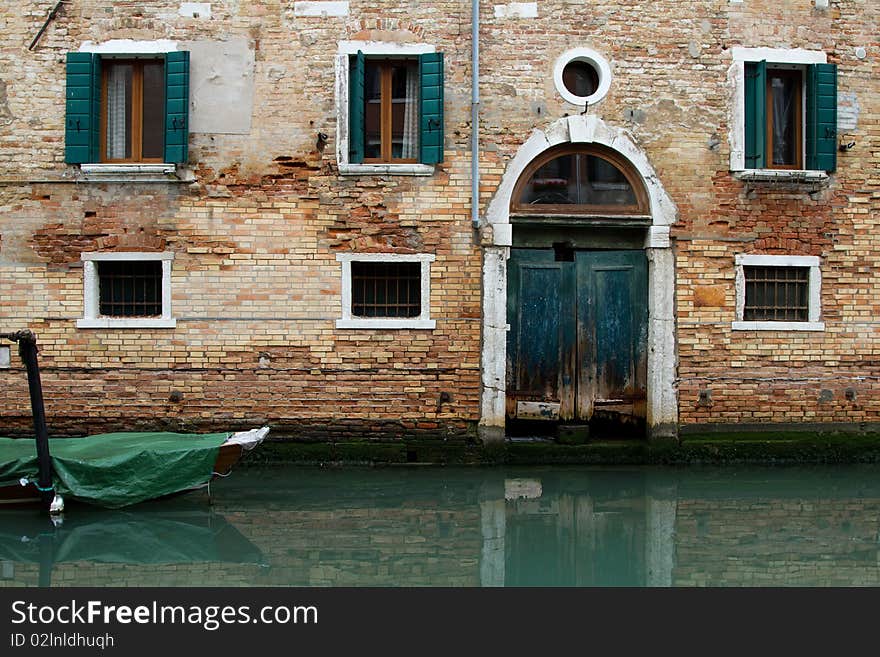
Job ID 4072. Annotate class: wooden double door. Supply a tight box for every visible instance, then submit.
[506,249,648,429]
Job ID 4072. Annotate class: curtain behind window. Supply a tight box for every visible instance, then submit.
[106,63,131,160]
[401,63,419,160]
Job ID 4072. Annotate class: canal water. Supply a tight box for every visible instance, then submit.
[1,464,879,587]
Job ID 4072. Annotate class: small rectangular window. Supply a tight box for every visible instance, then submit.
[743,266,809,321]
[351,261,421,318]
[78,252,176,329]
[97,260,163,317]
[733,254,823,332]
[102,59,166,163]
[336,253,435,329]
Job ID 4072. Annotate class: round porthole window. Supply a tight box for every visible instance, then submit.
[553,48,612,107]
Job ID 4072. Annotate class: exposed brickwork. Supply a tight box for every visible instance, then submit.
[0,1,877,435]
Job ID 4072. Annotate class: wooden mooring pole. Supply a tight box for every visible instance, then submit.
[2,330,54,508]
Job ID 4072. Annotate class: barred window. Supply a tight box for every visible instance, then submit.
[743,266,809,321]
[98,261,163,317]
[351,261,421,318]
[336,253,435,330]
[78,252,176,329]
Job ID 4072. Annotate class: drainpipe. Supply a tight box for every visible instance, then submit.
[471,0,480,230]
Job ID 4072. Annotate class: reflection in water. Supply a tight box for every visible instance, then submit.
[1,465,879,587]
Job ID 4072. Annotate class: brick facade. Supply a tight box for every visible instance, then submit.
[0,1,877,438]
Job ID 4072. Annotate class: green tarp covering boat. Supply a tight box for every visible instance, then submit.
[0,429,268,509]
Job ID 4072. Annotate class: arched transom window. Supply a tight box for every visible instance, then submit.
[511,145,649,217]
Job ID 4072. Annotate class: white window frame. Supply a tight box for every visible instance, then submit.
[729,47,829,179]
[733,254,824,331]
[77,251,176,329]
[553,47,612,108]
[336,253,436,329]
[335,41,436,176]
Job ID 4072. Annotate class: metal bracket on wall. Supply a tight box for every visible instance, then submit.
[29,1,68,51]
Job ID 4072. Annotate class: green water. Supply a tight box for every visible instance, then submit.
[2,464,879,586]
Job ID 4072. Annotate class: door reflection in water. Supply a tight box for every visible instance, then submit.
[1,465,879,587]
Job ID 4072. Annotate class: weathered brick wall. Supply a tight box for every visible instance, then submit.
[0,1,877,434]
[0,2,482,437]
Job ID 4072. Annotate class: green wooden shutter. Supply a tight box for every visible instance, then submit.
[348,51,365,164]
[419,52,444,165]
[743,60,766,170]
[164,51,190,164]
[65,52,100,164]
[806,63,837,172]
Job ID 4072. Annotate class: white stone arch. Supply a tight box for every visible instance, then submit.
[479,114,678,442]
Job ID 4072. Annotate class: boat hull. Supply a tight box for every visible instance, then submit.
[0,441,247,508]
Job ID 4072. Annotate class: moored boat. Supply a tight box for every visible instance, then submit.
[0,329,267,511]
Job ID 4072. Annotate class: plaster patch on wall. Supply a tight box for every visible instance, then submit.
[294,1,350,17]
[494,3,538,19]
[185,38,255,135]
[0,79,12,126]
[179,3,211,19]
[837,92,860,131]
[0,346,9,369]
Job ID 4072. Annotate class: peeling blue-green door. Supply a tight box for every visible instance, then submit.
[506,249,577,419]
[507,249,647,427]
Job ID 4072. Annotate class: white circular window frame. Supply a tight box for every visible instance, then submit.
[553,48,612,107]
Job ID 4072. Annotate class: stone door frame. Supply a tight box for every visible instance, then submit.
[479,115,678,442]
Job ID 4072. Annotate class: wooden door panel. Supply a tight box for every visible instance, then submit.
[506,250,576,419]
[576,251,648,421]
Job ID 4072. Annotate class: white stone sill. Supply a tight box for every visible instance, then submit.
[76,163,194,183]
[338,163,435,177]
[80,164,175,174]
[77,318,177,329]
[732,321,825,332]
[336,319,436,330]
[732,169,829,183]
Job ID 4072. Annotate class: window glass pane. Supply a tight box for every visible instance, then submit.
[106,62,133,160]
[391,62,419,160]
[351,262,421,318]
[141,61,166,160]
[363,62,382,159]
[518,153,637,207]
[584,155,637,205]
[98,261,163,317]
[562,61,599,98]
[770,72,799,166]
[520,154,577,205]
[743,266,809,321]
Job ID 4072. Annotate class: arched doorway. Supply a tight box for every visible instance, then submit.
[479,115,678,442]
[507,144,650,438]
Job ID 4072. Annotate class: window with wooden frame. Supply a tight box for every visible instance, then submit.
[65,51,190,165]
[101,59,166,163]
[363,59,419,163]
[765,68,802,169]
[347,51,444,166]
[510,144,650,217]
[743,60,837,172]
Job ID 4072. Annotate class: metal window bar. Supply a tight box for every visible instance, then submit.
[98,261,162,317]
[743,266,809,321]
[351,261,421,318]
